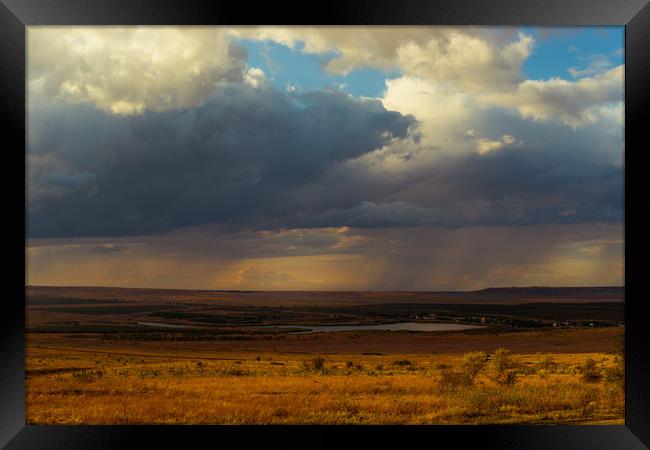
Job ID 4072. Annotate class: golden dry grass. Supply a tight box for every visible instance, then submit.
[26,345,624,424]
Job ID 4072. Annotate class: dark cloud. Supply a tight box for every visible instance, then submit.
[296,201,459,228]
[28,85,415,238]
[27,81,622,239]
[275,109,624,230]
[400,145,623,226]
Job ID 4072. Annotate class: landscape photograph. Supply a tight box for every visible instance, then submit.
[26,26,625,425]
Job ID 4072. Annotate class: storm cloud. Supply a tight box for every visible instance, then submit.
[26,26,624,291]
[27,26,623,240]
[28,84,416,237]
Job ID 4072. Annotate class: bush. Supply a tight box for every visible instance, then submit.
[312,356,325,370]
[72,369,101,382]
[580,358,601,383]
[462,352,488,380]
[139,368,162,379]
[603,365,624,388]
[438,367,473,389]
[466,389,497,414]
[392,359,413,366]
[580,390,598,417]
[438,352,487,390]
[272,408,289,418]
[492,348,513,373]
[492,348,517,385]
[223,368,247,376]
[501,370,517,385]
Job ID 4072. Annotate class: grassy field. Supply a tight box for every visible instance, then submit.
[25,286,625,424]
[26,331,624,425]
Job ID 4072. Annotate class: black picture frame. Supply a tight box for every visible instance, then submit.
[2,0,648,448]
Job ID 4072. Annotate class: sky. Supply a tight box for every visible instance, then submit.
[26,26,624,291]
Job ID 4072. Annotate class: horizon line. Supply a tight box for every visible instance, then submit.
[25,284,625,294]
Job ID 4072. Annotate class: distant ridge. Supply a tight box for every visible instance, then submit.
[470,286,623,297]
[27,285,624,295]
[26,285,624,307]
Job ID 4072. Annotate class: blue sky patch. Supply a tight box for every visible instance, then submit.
[235,38,400,97]
[521,27,624,80]
[236,28,623,96]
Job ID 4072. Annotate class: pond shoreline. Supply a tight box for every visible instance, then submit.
[259,321,484,334]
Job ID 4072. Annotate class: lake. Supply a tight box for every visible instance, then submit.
[265,322,483,334]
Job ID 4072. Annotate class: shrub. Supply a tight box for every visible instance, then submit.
[139,368,162,379]
[580,390,598,417]
[392,359,413,366]
[223,368,247,376]
[72,369,100,382]
[346,361,354,369]
[501,370,517,386]
[492,348,513,373]
[312,356,325,370]
[438,352,487,390]
[461,352,488,380]
[466,389,494,414]
[603,365,624,388]
[438,367,472,389]
[272,408,289,418]
[580,358,601,383]
[492,348,517,385]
